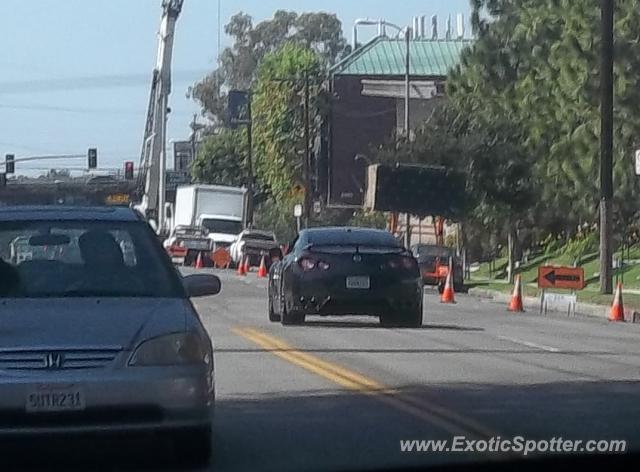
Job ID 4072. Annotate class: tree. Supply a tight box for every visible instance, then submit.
[448,0,640,242]
[252,43,324,203]
[190,129,248,186]
[373,102,535,281]
[190,10,348,124]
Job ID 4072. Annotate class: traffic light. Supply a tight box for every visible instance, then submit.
[124,161,134,180]
[5,154,15,174]
[87,148,98,169]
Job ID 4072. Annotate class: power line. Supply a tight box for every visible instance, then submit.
[0,103,193,117]
[0,70,208,95]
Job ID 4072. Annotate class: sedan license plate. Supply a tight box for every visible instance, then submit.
[346,276,370,290]
[26,387,85,413]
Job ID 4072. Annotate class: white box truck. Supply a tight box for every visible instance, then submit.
[172,185,249,249]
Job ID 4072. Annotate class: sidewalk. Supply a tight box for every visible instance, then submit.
[467,278,640,323]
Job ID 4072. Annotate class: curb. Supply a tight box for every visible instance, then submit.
[467,287,638,322]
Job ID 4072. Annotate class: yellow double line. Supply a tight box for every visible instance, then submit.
[232,326,499,440]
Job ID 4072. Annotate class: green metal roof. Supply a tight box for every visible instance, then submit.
[332,37,473,77]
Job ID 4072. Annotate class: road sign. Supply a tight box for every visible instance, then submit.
[165,171,191,191]
[313,200,321,214]
[228,90,251,127]
[293,204,303,217]
[290,183,305,199]
[104,193,130,205]
[538,266,585,290]
[635,149,640,176]
[211,247,231,269]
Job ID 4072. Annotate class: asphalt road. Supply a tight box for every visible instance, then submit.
[10,269,639,471]
[189,269,640,472]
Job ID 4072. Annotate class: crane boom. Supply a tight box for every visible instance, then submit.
[136,0,184,234]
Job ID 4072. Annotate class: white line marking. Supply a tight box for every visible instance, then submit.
[496,335,560,353]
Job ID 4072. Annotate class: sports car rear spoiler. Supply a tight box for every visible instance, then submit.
[304,243,407,255]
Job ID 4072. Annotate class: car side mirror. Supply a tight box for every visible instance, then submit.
[183,274,221,298]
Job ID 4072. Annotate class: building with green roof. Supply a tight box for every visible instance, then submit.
[323,36,472,208]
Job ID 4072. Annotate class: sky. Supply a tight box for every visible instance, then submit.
[0,0,470,175]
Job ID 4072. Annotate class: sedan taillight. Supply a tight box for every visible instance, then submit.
[168,245,188,257]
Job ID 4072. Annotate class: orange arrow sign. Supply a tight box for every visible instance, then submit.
[538,266,585,290]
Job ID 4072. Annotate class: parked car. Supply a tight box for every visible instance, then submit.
[230,229,279,268]
[268,227,423,327]
[163,225,212,266]
[0,206,220,466]
[411,244,463,292]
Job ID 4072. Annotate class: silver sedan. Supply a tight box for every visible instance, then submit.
[0,206,220,466]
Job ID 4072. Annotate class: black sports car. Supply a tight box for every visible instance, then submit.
[268,227,423,327]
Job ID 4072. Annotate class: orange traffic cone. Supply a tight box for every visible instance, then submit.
[257,255,268,278]
[440,267,456,304]
[508,274,524,312]
[236,256,247,276]
[194,251,204,269]
[243,257,251,274]
[609,282,625,322]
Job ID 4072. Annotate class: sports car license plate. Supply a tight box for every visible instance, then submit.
[26,387,85,413]
[346,276,370,289]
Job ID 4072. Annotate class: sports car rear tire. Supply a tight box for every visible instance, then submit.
[268,287,281,322]
[281,305,305,325]
[380,306,423,328]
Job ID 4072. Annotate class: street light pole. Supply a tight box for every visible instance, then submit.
[404,26,412,249]
[303,73,311,228]
[405,26,411,134]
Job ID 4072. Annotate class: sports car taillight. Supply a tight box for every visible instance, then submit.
[299,257,316,271]
[318,261,330,270]
[401,257,418,270]
[386,256,417,270]
[298,257,330,271]
[386,259,401,269]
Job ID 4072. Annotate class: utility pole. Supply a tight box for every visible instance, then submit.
[246,96,254,226]
[303,73,311,228]
[599,0,614,294]
[404,26,412,249]
[190,113,198,168]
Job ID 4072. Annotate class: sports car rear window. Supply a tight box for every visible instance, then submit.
[309,244,404,254]
[307,230,401,247]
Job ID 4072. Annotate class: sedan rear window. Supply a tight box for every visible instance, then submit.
[0,220,184,298]
[243,233,275,241]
